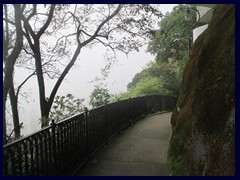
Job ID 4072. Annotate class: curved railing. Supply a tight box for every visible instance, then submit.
[3,95,177,176]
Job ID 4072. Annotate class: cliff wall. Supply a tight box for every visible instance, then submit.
[168,4,235,176]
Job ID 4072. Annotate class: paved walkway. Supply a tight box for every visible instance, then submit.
[75,112,172,176]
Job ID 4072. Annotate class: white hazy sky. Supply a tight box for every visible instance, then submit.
[9,4,177,136]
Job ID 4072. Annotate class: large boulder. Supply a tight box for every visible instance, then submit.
[168,5,235,176]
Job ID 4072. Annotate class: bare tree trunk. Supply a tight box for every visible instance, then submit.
[3,101,7,144]
[21,4,122,128]
[9,82,21,139]
[22,4,56,128]
[34,44,49,128]
[46,5,123,115]
[3,4,23,144]
[47,46,82,115]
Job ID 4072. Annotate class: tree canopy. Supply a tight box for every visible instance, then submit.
[89,86,110,108]
[49,94,84,123]
[3,4,163,142]
[118,4,197,100]
[148,4,197,63]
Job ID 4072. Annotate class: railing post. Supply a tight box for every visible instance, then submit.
[128,97,132,124]
[154,95,157,113]
[105,102,110,143]
[50,120,57,175]
[144,96,147,115]
[84,107,89,158]
[159,95,162,112]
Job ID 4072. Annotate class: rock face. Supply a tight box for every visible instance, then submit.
[168,5,235,176]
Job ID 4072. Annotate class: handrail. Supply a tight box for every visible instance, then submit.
[3,95,177,176]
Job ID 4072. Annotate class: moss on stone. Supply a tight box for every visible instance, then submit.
[168,4,235,176]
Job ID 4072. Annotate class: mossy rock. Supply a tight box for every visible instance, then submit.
[168,5,235,176]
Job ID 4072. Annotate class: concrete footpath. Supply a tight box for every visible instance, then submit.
[75,112,173,176]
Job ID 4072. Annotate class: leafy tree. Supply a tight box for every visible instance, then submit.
[127,70,148,90]
[127,61,181,96]
[132,77,167,95]
[3,4,50,142]
[124,5,198,99]
[4,4,162,128]
[109,93,122,103]
[119,78,157,100]
[148,4,197,63]
[89,86,110,108]
[49,94,84,123]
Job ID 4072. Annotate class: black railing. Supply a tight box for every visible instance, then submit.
[3,95,177,176]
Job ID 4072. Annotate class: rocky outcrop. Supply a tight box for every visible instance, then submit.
[168,5,235,176]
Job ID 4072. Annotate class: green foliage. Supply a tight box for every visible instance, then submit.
[168,118,191,175]
[119,76,171,100]
[127,61,181,97]
[49,93,84,122]
[130,76,169,96]
[125,5,198,99]
[89,86,110,108]
[109,93,123,103]
[148,4,196,63]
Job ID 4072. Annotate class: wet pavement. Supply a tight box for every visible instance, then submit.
[75,112,172,176]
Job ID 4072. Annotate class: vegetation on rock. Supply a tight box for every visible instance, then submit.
[168,4,235,175]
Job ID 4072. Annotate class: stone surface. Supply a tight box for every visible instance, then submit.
[168,5,235,176]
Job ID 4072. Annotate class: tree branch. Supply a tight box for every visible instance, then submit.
[6,122,23,143]
[118,25,147,40]
[26,4,37,21]
[3,18,15,26]
[21,4,37,39]
[47,5,123,112]
[22,47,34,56]
[16,71,36,98]
[37,4,56,38]
[3,4,9,62]
[94,37,116,53]
[52,32,77,52]
[69,11,81,44]
[22,23,35,50]
[21,4,26,13]
[81,4,123,47]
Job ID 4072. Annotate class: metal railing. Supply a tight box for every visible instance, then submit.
[3,95,177,176]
